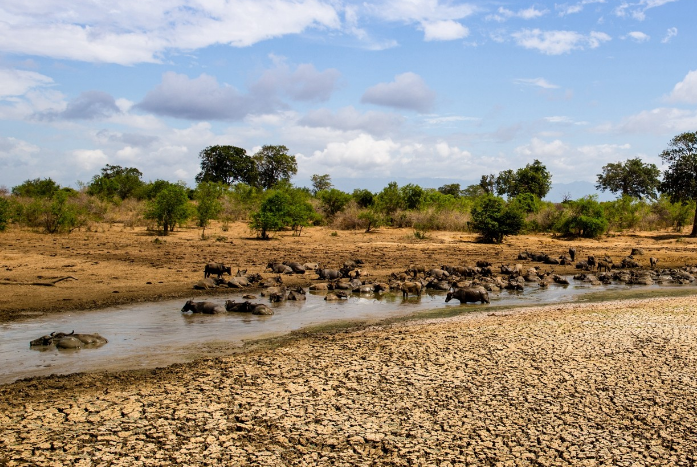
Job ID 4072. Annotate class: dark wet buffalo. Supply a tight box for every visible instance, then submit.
[30,331,108,349]
[317,268,342,280]
[283,261,306,274]
[445,288,490,304]
[181,299,225,314]
[569,247,576,262]
[204,262,231,279]
[267,262,293,274]
[224,300,274,315]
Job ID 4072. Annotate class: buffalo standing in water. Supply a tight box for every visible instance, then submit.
[445,288,490,304]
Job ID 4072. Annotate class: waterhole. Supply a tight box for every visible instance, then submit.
[0,281,692,384]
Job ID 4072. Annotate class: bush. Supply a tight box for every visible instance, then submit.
[317,188,352,217]
[553,196,608,238]
[249,188,318,238]
[144,183,191,234]
[0,197,9,231]
[470,195,525,243]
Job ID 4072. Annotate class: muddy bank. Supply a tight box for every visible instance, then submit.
[2,295,697,466]
[1,222,696,323]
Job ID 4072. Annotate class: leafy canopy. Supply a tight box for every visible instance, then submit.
[659,131,697,236]
[596,158,661,200]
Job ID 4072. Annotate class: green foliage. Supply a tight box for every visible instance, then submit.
[144,183,191,235]
[196,145,257,186]
[553,196,608,238]
[400,183,425,210]
[317,188,352,217]
[490,160,552,200]
[601,196,648,231]
[357,209,383,233]
[659,131,697,235]
[510,192,542,214]
[470,194,525,243]
[0,197,9,231]
[12,178,61,198]
[437,183,462,198]
[311,174,333,194]
[194,182,224,237]
[352,188,375,208]
[87,165,144,201]
[249,188,317,238]
[252,145,298,190]
[375,182,403,215]
[596,158,661,200]
[23,191,86,233]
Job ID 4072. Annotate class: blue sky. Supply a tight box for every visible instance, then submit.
[0,0,695,198]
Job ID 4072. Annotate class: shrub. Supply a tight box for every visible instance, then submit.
[553,196,608,238]
[470,194,525,243]
[144,183,191,234]
[317,188,352,217]
[0,197,9,231]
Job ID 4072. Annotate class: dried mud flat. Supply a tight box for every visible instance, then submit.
[2,224,697,465]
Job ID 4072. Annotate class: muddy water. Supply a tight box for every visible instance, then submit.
[0,281,689,384]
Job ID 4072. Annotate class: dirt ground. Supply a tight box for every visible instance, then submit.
[3,223,697,466]
[1,221,696,322]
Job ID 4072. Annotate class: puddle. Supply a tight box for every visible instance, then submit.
[0,281,694,384]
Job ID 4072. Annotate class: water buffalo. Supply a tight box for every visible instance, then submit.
[427,269,450,280]
[569,247,576,262]
[587,255,597,270]
[283,261,306,274]
[30,331,108,348]
[650,257,658,268]
[445,288,490,304]
[597,260,612,272]
[225,300,274,315]
[287,287,307,300]
[324,291,348,301]
[476,261,492,268]
[181,299,225,314]
[400,281,422,298]
[317,268,342,280]
[194,277,220,290]
[204,262,231,279]
[267,262,293,274]
[407,264,426,278]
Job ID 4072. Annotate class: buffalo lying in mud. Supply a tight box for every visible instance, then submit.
[30,331,108,349]
[181,299,226,314]
[224,300,274,315]
[445,288,490,304]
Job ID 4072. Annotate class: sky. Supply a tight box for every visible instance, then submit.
[0,0,695,199]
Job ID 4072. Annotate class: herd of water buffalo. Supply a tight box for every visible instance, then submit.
[31,247,695,346]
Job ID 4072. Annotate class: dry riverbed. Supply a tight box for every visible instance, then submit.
[2,224,697,465]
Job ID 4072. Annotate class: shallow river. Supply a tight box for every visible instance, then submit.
[0,281,691,384]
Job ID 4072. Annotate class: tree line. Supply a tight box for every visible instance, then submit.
[1,132,696,243]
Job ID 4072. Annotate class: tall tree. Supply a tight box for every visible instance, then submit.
[437,183,462,198]
[311,174,333,195]
[659,131,697,236]
[196,145,257,186]
[596,158,661,200]
[194,182,224,239]
[145,182,191,235]
[87,165,144,200]
[510,160,552,199]
[252,145,298,190]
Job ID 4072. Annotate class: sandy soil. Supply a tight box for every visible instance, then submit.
[2,223,697,465]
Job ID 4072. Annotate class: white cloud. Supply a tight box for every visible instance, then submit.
[252,56,341,102]
[0,1,341,65]
[624,31,650,43]
[421,20,469,41]
[369,0,477,23]
[515,138,569,158]
[361,72,436,113]
[0,136,40,168]
[662,27,678,43]
[72,149,108,171]
[512,29,611,54]
[486,6,548,22]
[299,106,404,136]
[614,0,678,21]
[556,0,606,16]
[599,107,697,135]
[544,116,589,125]
[668,70,697,104]
[513,78,560,89]
[0,68,53,98]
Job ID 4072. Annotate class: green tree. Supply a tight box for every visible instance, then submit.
[311,174,333,195]
[512,160,552,199]
[358,209,383,233]
[400,184,425,210]
[250,189,316,239]
[494,169,516,197]
[352,188,375,208]
[194,182,224,238]
[462,184,487,199]
[196,145,257,186]
[145,183,191,235]
[470,194,525,243]
[596,158,661,200]
[479,174,495,194]
[87,165,144,200]
[554,196,608,238]
[437,183,462,198]
[318,188,352,217]
[659,131,697,236]
[0,197,10,231]
[12,178,61,198]
[375,182,403,214]
[252,145,298,190]
[24,191,85,233]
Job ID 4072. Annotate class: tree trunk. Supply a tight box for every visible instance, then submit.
[691,204,697,237]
